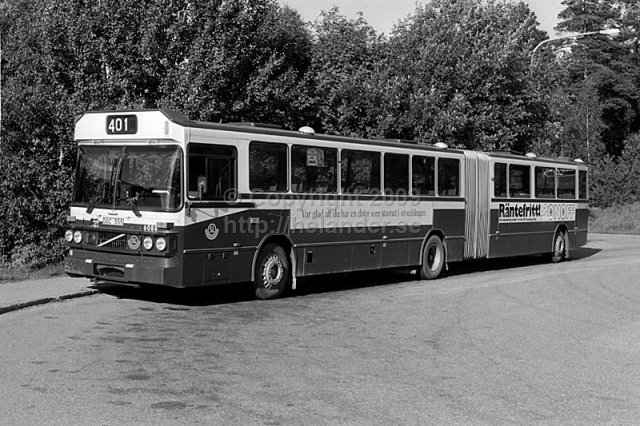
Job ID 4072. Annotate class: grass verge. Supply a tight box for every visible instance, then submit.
[589,202,640,235]
[0,263,65,284]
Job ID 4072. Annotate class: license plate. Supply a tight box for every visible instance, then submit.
[102,217,124,226]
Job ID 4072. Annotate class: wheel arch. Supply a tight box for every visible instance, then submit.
[420,228,448,265]
[251,234,296,283]
[552,223,570,252]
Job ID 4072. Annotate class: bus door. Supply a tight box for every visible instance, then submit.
[463,152,491,260]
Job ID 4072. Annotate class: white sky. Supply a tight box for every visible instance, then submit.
[280,0,565,36]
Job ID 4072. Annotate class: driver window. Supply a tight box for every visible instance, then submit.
[188,144,237,201]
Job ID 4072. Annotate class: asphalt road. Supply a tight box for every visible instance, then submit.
[1,234,639,425]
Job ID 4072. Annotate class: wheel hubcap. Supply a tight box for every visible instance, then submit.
[261,254,283,289]
[428,245,441,272]
[555,236,565,257]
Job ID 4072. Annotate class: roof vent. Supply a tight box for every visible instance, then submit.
[434,142,448,149]
[229,122,282,129]
[386,138,418,144]
[525,152,537,158]
[298,126,315,135]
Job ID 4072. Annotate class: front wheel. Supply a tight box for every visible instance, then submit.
[550,231,567,263]
[420,235,445,280]
[254,243,291,300]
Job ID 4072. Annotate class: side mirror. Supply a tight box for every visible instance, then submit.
[197,176,207,201]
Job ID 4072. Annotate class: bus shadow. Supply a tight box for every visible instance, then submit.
[445,246,601,277]
[293,269,415,297]
[92,246,601,305]
[92,281,257,306]
[91,269,414,306]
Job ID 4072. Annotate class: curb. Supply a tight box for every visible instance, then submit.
[0,289,100,315]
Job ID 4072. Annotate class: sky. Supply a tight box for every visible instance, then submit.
[280,0,565,36]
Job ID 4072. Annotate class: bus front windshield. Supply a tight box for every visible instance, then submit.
[74,146,182,213]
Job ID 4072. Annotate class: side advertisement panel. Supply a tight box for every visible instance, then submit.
[498,202,577,223]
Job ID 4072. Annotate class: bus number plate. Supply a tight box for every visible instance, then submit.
[102,217,124,226]
[106,115,137,135]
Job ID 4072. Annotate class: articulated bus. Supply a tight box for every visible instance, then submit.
[64,110,589,299]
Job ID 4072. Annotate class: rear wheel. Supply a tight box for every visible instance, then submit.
[550,231,567,263]
[254,244,290,300]
[420,235,445,280]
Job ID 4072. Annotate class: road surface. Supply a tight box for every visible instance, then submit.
[1,234,639,424]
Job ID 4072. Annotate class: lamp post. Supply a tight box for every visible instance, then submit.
[532,28,621,55]
[530,28,621,160]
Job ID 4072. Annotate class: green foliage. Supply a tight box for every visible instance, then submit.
[589,132,640,207]
[551,0,640,158]
[0,0,313,265]
[307,7,385,137]
[160,0,313,127]
[589,202,640,234]
[2,0,640,266]
[374,0,545,150]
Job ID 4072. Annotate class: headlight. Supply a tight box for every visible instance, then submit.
[155,237,167,251]
[73,230,83,244]
[65,230,74,243]
[143,236,153,250]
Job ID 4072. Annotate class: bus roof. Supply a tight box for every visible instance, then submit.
[76,109,587,168]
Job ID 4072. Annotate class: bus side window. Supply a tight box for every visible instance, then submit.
[249,142,288,192]
[578,170,588,199]
[188,144,236,201]
[535,167,555,198]
[341,149,380,194]
[509,164,530,198]
[438,158,459,196]
[494,163,507,197]
[384,153,409,195]
[412,156,435,196]
[291,145,337,193]
[558,168,576,199]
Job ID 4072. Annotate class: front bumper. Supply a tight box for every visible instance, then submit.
[65,249,183,287]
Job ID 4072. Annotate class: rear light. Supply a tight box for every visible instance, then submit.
[73,230,83,244]
[65,230,74,243]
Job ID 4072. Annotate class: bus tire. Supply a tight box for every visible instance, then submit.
[254,243,290,300]
[420,235,445,280]
[550,231,566,263]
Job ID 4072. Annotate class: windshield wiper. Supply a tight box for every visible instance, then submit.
[86,197,98,214]
[121,181,148,218]
[86,181,109,214]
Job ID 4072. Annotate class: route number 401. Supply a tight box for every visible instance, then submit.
[106,115,137,135]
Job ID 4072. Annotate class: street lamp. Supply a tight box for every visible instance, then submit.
[532,28,621,54]
[530,28,621,160]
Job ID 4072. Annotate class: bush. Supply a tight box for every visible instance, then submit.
[589,202,640,235]
[589,132,640,208]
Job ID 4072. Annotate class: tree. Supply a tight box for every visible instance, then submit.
[160,0,313,128]
[559,78,606,160]
[305,7,385,137]
[377,0,545,150]
[0,0,313,265]
[555,0,640,158]
[589,132,640,207]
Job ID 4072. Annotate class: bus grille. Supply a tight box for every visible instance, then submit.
[93,232,130,250]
